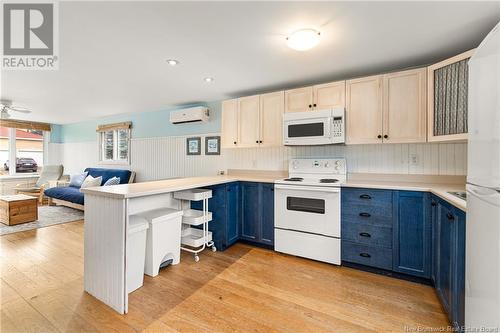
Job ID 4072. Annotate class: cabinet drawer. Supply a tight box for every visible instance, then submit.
[341,241,393,270]
[342,203,393,226]
[342,188,393,208]
[341,222,392,248]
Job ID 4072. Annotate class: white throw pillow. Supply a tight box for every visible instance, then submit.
[80,175,102,189]
[69,172,88,187]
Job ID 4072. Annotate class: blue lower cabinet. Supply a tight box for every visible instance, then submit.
[393,191,432,278]
[341,187,394,270]
[240,182,275,247]
[434,196,465,330]
[225,182,240,247]
[240,182,260,242]
[260,183,275,246]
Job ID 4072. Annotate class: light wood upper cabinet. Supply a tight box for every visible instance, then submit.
[346,75,384,144]
[427,49,474,142]
[313,81,346,110]
[260,91,284,147]
[284,87,313,113]
[285,81,346,113]
[238,95,260,148]
[383,68,427,143]
[221,99,238,148]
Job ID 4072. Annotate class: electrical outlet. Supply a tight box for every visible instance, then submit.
[410,153,419,166]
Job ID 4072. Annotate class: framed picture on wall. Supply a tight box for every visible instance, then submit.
[186,137,201,155]
[205,136,220,155]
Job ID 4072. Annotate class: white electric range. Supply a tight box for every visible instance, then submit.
[274,158,346,265]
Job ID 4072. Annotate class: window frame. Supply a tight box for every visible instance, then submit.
[98,128,131,165]
[2,128,48,177]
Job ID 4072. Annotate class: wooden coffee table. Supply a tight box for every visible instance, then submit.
[0,194,38,225]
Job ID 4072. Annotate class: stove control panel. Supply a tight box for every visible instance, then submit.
[289,158,346,175]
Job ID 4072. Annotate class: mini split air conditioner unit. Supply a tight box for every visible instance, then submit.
[169,106,210,124]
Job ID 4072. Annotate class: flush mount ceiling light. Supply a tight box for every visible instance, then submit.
[166,59,179,66]
[286,29,321,51]
[204,77,214,83]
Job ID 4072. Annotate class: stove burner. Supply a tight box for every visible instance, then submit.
[319,178,339,183]
[284,177,304,182]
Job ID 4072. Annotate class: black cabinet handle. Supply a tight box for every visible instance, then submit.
[447,213,455,221]
[271,188,274,192]
[308,104,312,108]
[359,194,371,200]
[359,232,371,238]
[431,201,437,207]
[259,140,263,143]
[377,135,382,139]
[359,212,371,218]
[313,103,317,107]
[256,140,259,144]
[233,141,237,145]
[359,253,371,258]
[384,135,388,139]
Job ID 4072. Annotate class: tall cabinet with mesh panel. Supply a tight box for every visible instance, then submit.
[427,49,475,142]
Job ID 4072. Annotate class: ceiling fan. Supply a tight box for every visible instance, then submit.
[0,100,32,119]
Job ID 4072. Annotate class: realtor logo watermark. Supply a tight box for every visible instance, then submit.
[2,1,59,70]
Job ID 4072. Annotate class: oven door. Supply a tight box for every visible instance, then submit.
[274,184,340,238]
[283,117,333,145]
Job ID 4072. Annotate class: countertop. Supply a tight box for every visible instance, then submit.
[81,173,466,211]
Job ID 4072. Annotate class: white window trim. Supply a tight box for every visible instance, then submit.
[4,128,46,177]
[98,128,131,166]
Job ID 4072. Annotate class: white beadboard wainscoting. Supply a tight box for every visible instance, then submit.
[49,135,467,182]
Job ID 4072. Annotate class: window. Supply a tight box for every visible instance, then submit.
[0,120,49,176]
[98,122,131,164]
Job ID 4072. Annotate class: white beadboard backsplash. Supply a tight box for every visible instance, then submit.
[49,134,467,182]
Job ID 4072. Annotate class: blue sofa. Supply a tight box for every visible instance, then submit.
[44,168,135,210]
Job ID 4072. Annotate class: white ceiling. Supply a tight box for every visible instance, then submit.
[2,1,499,124]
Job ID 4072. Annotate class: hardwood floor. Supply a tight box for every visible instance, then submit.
[1,220,449,332]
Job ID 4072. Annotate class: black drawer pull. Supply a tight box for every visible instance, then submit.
[359,194,371,200]
[359,232,371,238]
[359,212,371,218]
[431,201,437,207]
[359,253,371,258]
[447,213,455,221]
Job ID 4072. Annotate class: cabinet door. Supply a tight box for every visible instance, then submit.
[240,182,260,241]
[225,182,240,247]
[453,207,466,329]
[260,184,274,246]
[431,196,438,284]
[436,201,455,321]
[313,81,345,109]
[221,99,239,148]
[427,49,475,142]
[383,68,427,143]
[238,95,260,148]
[346,75,384,144]
[393,191,431,278]
[260,91,284,147]
[285,86,313,113]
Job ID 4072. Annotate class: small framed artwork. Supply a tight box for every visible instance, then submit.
[205,136,220,155]
[186,137,201,155]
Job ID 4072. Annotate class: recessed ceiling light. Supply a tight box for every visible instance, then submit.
[166,59,179,66]
[204,77,214,83]
[286,29,321,51]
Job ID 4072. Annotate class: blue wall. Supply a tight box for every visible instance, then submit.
[50,101,222,143]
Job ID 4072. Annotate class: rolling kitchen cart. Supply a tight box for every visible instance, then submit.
[173,188,216,262]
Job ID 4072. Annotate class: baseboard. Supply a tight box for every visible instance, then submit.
[342,261,433,285]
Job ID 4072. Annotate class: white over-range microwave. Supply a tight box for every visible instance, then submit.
[283,108,345,146]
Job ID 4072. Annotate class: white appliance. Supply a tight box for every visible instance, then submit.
[274,158,346,265]
[283,108,345,146]
[170,106,209,124]
[465,23,500,328]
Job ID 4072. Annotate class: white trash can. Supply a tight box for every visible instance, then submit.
[127,215,149,293]
[138,208,183,277]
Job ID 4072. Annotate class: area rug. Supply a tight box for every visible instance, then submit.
[0,206,84,236]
